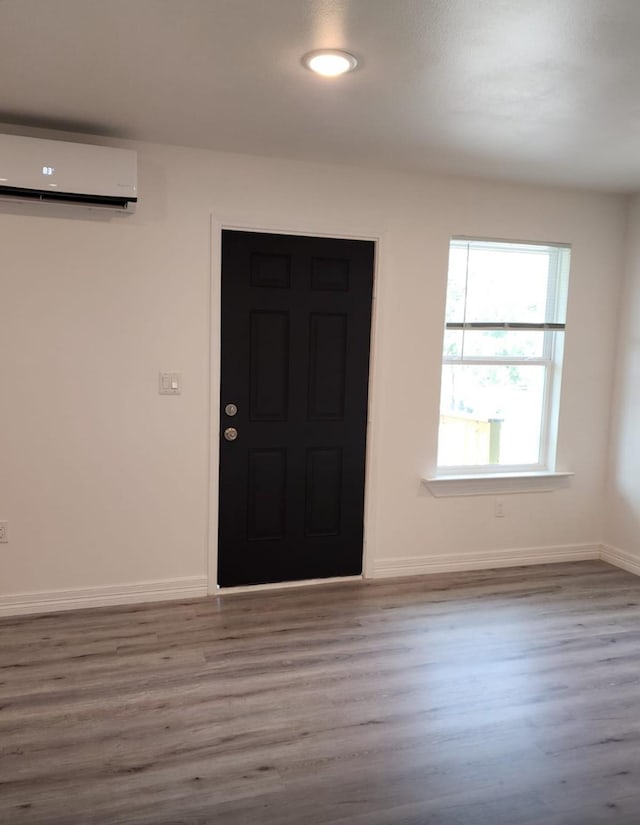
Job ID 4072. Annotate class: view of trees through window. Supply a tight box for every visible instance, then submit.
[438,239,570,469]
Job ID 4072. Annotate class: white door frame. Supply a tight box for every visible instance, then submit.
[207,214,386,593]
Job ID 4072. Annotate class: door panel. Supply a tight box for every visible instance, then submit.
[249,311,290,420]
[247,448,287,541]
[218,230,374,587]
[304,447,343,537]
[308,313,348,420]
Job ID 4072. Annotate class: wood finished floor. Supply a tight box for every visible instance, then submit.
[3,561,640,824]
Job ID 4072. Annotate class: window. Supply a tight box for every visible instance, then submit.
[437,238,570,474]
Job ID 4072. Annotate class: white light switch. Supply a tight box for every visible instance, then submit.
[159,372,181,395]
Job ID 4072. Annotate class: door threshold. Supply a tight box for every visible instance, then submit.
[217,575,362,595]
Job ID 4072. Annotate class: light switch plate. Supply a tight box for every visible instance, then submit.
[0,521,7,543]
[159,372,181,395]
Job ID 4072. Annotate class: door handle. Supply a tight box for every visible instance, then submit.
[224,427,238,442]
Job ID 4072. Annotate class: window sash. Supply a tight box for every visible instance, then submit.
[447,240,570,328]
[438,360,552,470]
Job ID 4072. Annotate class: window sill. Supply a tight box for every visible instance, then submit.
[423,471,574,497]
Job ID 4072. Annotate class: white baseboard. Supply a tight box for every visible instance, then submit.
[372,543,601,578]
[0,576,208,618]
[3,543,640,619]
[600,544,640,576]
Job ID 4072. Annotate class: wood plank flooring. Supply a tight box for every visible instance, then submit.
[3,561,640,824]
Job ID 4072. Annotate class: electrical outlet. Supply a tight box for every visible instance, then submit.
[0,521,7,542]
[494,499,505,518]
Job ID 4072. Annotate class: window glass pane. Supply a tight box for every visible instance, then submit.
[438,365,545,466]
[456,329,547,359]
[463,245,550,324]
[443,329,463,358]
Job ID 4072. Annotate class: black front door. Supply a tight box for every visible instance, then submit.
[218,230,374,587]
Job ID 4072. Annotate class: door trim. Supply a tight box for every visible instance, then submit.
[207,216,386,593]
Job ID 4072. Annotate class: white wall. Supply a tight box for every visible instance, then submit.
[0,131,627,611]
[605,194,640,566]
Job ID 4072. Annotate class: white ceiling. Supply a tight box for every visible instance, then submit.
[2,0,640,192]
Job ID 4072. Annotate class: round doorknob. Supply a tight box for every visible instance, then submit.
[223,427,238,441]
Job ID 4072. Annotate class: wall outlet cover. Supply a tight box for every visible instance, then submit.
[0,522,7,542]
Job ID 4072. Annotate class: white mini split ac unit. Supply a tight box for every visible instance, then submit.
[0,134,137,212]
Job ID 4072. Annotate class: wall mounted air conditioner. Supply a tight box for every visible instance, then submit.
[0,134,137,212]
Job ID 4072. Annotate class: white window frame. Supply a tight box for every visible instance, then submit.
[435,236,570,478]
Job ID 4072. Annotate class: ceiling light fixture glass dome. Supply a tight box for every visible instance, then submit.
[302,50,358,77]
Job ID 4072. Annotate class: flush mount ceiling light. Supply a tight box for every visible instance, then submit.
[302,49,358,77]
